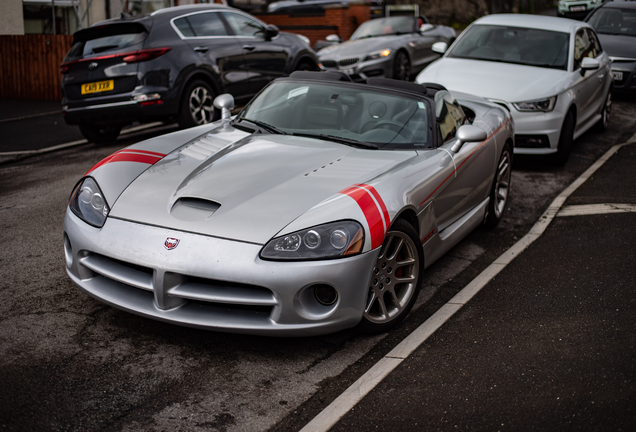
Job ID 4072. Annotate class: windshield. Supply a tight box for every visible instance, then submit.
[67,23,148,58]
[235,81,431,149]
[448,24,569,70]
[588,8,636,37]
[351,16,414,40]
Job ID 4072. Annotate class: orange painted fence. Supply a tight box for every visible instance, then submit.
[0,35,73,101]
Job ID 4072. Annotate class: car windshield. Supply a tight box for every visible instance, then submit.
[351,16,414,40]
[235,80,431,149]
[448,24,569,70]
[67,23,148,58]
[588,8,636,37]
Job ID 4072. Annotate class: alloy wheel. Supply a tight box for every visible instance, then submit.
[188,86,214,125]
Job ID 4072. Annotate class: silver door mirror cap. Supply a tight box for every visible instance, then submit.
[214,94,235,120]
[432,42,448,55]
[451,125,487,152]
[326,34,343,43]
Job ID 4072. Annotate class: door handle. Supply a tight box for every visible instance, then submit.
[243,45,255,51]
[598,74,604,81]
[194,46,209,53]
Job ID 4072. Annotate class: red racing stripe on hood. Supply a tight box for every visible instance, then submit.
[340,185,387,249]
[86,149,166,175]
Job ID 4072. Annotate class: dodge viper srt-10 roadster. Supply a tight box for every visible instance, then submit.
[63,71,514,336]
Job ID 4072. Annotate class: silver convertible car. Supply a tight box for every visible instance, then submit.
[63,72,513,336]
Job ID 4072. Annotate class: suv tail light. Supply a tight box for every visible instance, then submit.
[60,47,172,74]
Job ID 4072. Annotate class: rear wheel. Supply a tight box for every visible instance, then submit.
[178,80,219,129]
[359,219,422,333]
[393,51,411,81]
[78,124,121,144]
[485,143,512,227]
[553,111,575,166]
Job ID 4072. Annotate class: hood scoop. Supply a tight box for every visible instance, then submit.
[170,197,221,222]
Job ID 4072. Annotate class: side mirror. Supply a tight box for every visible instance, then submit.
[432,42,448,55]
[264,24,279,41]
[326,34,343,43]
[214,93,235,120]
[420,23,434,32]
[451,125,487,152]
[580,56,600,76]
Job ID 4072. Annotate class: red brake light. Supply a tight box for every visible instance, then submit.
[60,64,70,74]
[122,47,172,63]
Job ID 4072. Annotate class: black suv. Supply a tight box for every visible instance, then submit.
[60,4,318,142]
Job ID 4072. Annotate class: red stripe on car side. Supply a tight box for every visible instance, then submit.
[341,186,385,249]
[355,183,390,232]
[85,149,166,175]
[418,119,510,208]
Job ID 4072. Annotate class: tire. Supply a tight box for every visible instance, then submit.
[178,80,219,129]
[78,124,121,144]
[358,219,423,333]
[553,111,575,166]
[485,143,512,228]
[593,89,612,132]
[393,51,411,81]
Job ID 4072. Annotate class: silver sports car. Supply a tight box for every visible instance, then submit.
[63,71,514,336]
[318,16,456,81]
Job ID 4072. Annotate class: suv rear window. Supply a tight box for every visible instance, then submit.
[67,23,148,58]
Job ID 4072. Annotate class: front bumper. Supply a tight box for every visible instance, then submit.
[610,59,636,94]
[63,210,378,336]
[319,56,391,82]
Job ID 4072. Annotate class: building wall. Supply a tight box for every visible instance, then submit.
[0,0,25,35]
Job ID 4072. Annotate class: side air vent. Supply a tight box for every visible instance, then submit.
[171,197,221,221]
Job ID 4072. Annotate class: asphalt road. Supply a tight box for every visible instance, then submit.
[0,97,634,432]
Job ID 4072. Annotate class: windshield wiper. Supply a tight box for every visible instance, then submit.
[235,118,287,135]
[292,132,378,149]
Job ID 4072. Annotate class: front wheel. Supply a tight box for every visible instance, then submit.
[485,143,512,227]
[359,219,423,333]
[594,89,612,132]
[392,51,411,81]
[78,124,121,144]
[553,111,575,166]
[178,80,219,129]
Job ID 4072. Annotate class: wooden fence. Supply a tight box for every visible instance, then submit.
[0,35,73,101]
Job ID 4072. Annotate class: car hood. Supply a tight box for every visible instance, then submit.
[109,132,415,244]
[318,36,402,59]
[597,34,636,59]
[417,58,570,102]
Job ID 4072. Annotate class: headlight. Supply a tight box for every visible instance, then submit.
[513,96,557,112]
[364,49,391,61]
[260,220,364,261]
[69,177,110,227]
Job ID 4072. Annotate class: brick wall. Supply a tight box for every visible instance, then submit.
[254,5,371,48]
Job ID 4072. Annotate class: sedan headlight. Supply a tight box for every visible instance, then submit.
[260,220,364,261]
[364,49,391,61]
[513,96,557,112]
[69,177,110,227]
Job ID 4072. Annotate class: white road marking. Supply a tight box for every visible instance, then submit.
[558,203,636,216]
[0,122,168,156]
[299,140,636,432]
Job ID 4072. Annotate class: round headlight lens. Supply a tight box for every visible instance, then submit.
[330,229,349,249]
[274,234,301,252]
[69,177,110,227]
[304,230,321,249]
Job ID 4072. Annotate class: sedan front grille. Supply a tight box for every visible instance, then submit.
[338,57,359,67]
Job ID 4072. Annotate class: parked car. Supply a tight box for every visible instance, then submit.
[416,14,612,165]
[60,4,318,143]
[558,0,606,20]
[586,1,636,94]
[317,15,456,81]
[63,71,513,336]
[268,0,384,19]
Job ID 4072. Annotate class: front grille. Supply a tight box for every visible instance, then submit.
[321,60,337,68]
[338,57,359,67]
[79,252,277,316]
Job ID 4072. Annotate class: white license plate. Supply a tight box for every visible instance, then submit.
[570,5,586,12]
[344,68,355,75]
[612,71,623,81]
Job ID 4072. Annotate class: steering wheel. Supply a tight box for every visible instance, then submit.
[370,120,414,140]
